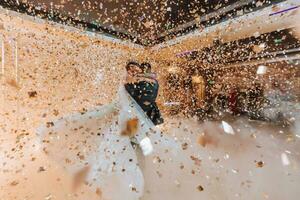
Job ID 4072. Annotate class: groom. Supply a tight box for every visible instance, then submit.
[125,61,164,125]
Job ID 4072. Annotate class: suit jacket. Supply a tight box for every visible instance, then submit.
[125,79,163,125]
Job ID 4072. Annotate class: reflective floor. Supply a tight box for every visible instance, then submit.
[1,115,299,200]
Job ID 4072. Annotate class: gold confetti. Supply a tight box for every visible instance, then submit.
[96,187,102,197]
[197,185,204,191]
[72,165,91,191]
[121,118,139,137]
[10,180,19,186]
[256,161,264,168]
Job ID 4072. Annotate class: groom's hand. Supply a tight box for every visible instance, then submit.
[125,74,134,83]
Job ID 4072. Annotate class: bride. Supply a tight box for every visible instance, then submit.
[36,61,180,200]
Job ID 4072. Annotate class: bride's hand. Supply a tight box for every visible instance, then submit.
[126,74,143,83]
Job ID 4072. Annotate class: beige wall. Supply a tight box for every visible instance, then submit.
[0,9,145,139]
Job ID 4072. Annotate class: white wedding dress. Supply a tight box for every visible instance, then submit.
[37,86,180,200]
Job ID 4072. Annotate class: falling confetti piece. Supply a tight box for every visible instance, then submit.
[197,185,204,191]
[281,153,290,166]
[181,142,188,150]
[44,194,52,200]
[221,121,235,135]
[38,166,46,172]
[10,180,19,186]
[224,154,230,160]
[96,188,102,197]
[6,79,21,89]
[257,65,267,75]
[46,122,54,128]
[197,135,207,147]
[175,180,180,187]
[164,102,180,106]
[121,118,139,137]
[140,137,153,156]
[252,43,265,53]
[253,31,261,38]
[28,91,38,98]
[72,165,91,191]
[53,109,59,116]
[190,156,201,166]
[256,161,264,168]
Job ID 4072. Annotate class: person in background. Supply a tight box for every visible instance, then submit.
[228,86,239,115]
[247,83,264,119]
[262,81,297,125]
[125,62,164,125]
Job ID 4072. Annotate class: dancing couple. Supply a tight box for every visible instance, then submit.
[125,61,164,126]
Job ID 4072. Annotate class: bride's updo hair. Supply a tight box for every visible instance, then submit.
[140,62,151,73]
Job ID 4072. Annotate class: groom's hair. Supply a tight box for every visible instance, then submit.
[126,61,140,71]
